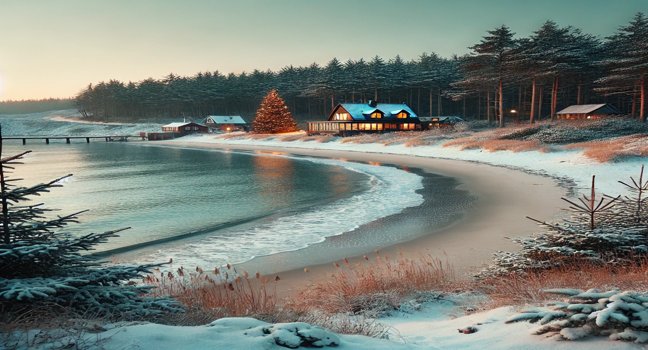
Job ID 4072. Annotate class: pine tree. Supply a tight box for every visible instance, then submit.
[0,128,179,320]
[252,89,298,134]
[596,12,648,122]
[456,25,518,127]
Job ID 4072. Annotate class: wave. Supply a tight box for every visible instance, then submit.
[124,153,425,269]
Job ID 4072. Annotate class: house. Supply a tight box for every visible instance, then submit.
[556,104,620,120]
[161,121,209,135]
[204,116,248,132]
[307,101,420,135]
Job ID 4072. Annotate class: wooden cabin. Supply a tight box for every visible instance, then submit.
[204,116,248,132]
[161,121,209,135]
[308,101,420,135]
[556,104,620,120]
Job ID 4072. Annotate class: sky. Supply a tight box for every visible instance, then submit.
[1,0,647,101]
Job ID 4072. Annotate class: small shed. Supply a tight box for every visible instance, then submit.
[556,104,619,120]
[204,116,248,132]
[161,122,208,135]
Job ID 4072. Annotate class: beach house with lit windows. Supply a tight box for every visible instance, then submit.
[307,101,420,135]
[204,115,249,132]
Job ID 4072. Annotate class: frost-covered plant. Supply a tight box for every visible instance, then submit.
[0,130,179,321]
[507,288,648,343]
[482,168,648,277]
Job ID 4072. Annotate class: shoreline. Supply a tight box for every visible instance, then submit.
[153,139,565,298]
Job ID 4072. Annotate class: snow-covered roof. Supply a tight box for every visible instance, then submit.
[556,104,617,115]
[162,121,206,128]
[331,103,418,121]
[205,116,247,125]
[163,122,191,128]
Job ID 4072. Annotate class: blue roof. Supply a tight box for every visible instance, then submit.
[331,103,418,121]
[205,115,247,125]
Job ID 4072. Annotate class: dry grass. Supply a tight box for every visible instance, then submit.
[146,267,280,325]
[289,253,458,315]
[565,134,648,162]
[480,259,648,308]
[448,138,550,153]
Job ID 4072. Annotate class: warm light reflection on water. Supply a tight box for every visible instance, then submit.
[253,154,294,205]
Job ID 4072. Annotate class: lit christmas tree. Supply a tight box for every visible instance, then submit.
[252,89,298,134]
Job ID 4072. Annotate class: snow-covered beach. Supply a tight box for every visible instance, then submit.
[149,134,572,296]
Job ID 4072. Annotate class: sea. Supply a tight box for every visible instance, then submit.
[1,110,471,271]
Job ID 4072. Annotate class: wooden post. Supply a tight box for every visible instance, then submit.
[22,138,26,145]
[45,138,49,144]
[86,137,90,143]
[66,137,70,144]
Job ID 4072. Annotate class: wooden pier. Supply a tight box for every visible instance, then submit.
[4,135,136,145]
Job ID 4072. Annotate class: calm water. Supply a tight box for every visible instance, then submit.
[9,142,367,249]
[7,141,426,267]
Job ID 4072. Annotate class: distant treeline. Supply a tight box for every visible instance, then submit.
[0,98,75,115]
[76,13,648,125]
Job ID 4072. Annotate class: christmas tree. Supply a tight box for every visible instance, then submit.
[0,127,179,322]
[252,89,298,134]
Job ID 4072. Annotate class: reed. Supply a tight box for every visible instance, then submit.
[289,253,457,314]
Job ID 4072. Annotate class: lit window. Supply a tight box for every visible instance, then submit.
[334,113,350,120]
[352,123,358,130]
[371,112,382,119]
[397,112,408,119]
[377,124,383,130]
[371,123,377,130]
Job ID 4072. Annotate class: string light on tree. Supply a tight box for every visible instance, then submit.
[252,89,298,134]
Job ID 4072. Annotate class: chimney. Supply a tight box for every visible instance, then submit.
[368,99,377,107]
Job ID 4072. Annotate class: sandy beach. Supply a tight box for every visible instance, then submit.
[152,139,566,297]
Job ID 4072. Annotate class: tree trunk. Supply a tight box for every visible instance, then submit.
[631,85,637,117]
[538,86,543,120]
[478,92,482,120]
[641,75,646,123]
[429,88,433,117]
[0,127,9,244]
[487,90,492,123]
[330,94,334,111]
[462,98,466,118]
[498,79,504,127]
[530,79,536,124]
[577,84,582,105]
[374,88,378,101]
[417,88,421,114]
[551,76,559,121]
[437,88,442,116]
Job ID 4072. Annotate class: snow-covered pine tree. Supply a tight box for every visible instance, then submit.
[252,89,298,134]
[482,169,648,277]
[0,128,179,321]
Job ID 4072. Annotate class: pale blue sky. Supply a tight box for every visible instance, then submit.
[1,0,646,100]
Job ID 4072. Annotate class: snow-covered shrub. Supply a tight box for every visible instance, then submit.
[0,146,179,322]
[507,288,648,343]
[225,319,341,348]
[481,168,648,277]
[524,118,648,144]
[498,125,550,140]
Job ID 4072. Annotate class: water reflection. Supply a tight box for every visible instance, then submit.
[253,155,294,205]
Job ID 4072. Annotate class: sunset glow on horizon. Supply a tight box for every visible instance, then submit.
[1,0,646,101]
